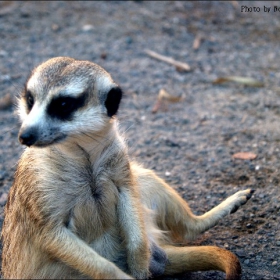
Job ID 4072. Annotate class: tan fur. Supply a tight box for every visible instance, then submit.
[1,57,253,279]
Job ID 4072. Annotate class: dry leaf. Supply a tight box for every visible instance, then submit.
[158,89,182,103]
[213,76,264,87]
[152,89,182,113]
[232,152,257,160]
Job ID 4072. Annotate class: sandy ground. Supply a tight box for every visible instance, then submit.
[0,1,279,279]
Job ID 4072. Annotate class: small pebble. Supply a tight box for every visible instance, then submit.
[0,50,8,57]
[51,24,60,32]
[82,24,94,32]
[276,241,280,246]
[272,261,277,266]
[165,171,171,177]
[0,193,8,206]
[244,259,250,265]
[100,52,107,59]
[256,255,261,261]
[126,36,133,44]
[236,250,246,258]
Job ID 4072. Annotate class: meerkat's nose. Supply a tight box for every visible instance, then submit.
[18,128,38,147]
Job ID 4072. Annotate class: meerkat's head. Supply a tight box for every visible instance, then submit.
[18,57,122,147]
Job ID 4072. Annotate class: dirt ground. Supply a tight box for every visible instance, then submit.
[0,1,279,279]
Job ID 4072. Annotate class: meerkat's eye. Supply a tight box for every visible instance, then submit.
[47,95,87,121]
[58,98,75,113]
[25,90,34,111]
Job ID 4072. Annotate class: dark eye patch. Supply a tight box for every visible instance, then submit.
[47,93,87,121]
[23,90,35,112]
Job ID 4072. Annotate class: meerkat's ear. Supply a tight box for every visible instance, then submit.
[104,86,123,117]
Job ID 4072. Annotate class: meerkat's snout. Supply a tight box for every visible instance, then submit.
[18,126,38,146]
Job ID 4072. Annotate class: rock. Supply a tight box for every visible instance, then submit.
[236,250,246,258]
[165,171,171,177]
[0,193,7,206]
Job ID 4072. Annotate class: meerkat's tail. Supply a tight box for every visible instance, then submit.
[162,245,241,280]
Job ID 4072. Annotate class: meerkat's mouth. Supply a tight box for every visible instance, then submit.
[24,134,67,148]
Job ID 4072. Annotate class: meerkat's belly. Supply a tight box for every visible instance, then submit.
[69,193,118,237]
[66,191,128,269]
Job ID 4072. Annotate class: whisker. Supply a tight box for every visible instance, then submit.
[119,121,135,138]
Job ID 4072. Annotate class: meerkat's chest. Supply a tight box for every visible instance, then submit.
[66,173,120,242]
[41,148,122,241]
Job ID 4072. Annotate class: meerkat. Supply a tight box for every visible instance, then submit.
[1,57,254,280]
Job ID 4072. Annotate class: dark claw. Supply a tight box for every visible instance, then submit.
[246,189,255,200]
[230,204,239,214]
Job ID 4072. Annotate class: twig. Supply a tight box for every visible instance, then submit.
[145,49,191,71]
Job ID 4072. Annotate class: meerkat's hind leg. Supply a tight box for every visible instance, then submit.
[135,164,254,241]
[194,189,255,235]
[134,163,254,240]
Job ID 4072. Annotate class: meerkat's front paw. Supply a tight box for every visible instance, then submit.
[128,253,150,279]
[129,266,150,279]
[130,243,168,279]
[225,189,255,214]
